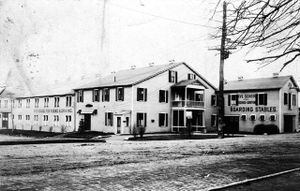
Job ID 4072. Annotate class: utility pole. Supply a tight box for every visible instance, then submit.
[217,1,228,138]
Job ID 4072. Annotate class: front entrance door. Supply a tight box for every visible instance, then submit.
[2,113,8,128]
[117,117,121,134]
[284,115,294,133]
[224,116,239,134]
[84,114,91,131]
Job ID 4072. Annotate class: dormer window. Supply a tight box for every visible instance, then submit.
[187,73,196,80]
[169,70,178,83]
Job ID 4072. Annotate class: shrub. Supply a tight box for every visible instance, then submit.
[138,126,146,138]
[254,124,279,135]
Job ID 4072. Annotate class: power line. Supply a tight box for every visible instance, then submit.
[109,3,216,29]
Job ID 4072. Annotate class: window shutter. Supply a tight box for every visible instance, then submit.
[105,113,107,126]
[264,94,268,105]
[136,113,139,126]
[175,72,178,83]
[166,113,168,126]
[144,113,147,127]
[166,91,168,103]
[92,90,95,102]
[169,71,172,82]
[236,94,239,106]
[228,95,231,106]
[159,90,162,102]
[121,88,124,101]
[145,88,147,101]
[288,93,292,109]
[111,113,113,126]
[159,114,162,126]
[211,95,214,106]
[255,94,258,105]
[116,88,118,101]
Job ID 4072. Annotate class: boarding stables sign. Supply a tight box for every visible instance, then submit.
[34,109,73,113]
[229,93,277,113]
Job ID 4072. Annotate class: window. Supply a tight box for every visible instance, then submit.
[211,95,217,106]
[18,115,22,120]
[195,91,204,102]
[77,90,84,102]
[105,112,113,126]
[54,115,59,121]
[93,89,100,102]
[18,100,22,108]
[4,100,8,108]
[258,93,267,105]
[211,114,217,127]
[66,115,72,122]
[43,115,49,121]
[11,100,15,108]
[137,88,147,101]
[159,90,168,103]
[259,114,265,121]
[26,99,30,108]
[116,87,124,101]
[228,94,238,106]
[137,113,147,127]
[26,115,30,120]
[284,93,288,105]
[173,110,184,126]
[102,88,110,102]
[66,96,72,107]
[35,98,39,108]
[187,73,196,80]
[241,114,247,121]
[292,94,296,106]
[169,70,178,83]
[44,97,49,108]
[34,115,39,121]
[159,113,168,127]
[270,114,276,121]
[54,97,60,107]
[125,117,129,127]
[250,114,256,121]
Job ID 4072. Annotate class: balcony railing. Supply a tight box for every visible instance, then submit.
[172,100,204,108]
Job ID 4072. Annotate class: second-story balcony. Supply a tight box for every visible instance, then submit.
[171,79,207,109]
[172,100,204,108]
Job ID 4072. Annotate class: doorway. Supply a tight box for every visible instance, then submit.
[84,114,91,131]
[2,113,8,128]
[117,117,121,134]
[224,116,239,134]
[284,115,294,133]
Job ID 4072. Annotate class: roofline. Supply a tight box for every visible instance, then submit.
[73,84,132,91]
[15,93,75,99]
[221,88,281,93]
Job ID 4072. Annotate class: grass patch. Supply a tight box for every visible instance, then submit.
[0,129,61,138]
[58,131,113,139]
[128,134,219,141]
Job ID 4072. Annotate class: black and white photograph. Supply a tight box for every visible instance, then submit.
[0,0,300,190]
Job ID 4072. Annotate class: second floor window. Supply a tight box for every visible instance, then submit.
[43,115,49,121]
[44,98,49,108]
[66,115,72,122]
[228,94,238,106]
[66,96,72,107]
[34,115,39,121]
[116,87,124,101]
[187,73,196,80]
[93,89,100,102]
[26,99,30,108]
[26,115,30,120]
[35,98,39,108]
[18,100,22,108]
[211,95,217,106]
[54,97,60,107]
[137,88,147,101]
[77,90,84,102]
[159,90,168,103]
[258,93,267,105]
[169,70,178,83]
[102,88,110,102]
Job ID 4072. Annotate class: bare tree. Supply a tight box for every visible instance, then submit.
[218,0,300,71]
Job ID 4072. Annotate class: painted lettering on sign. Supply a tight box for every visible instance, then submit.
[237,93,256,105]
[34,109,73,113]
[230,106,276,112]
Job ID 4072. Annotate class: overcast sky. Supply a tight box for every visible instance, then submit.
[0,0,299,89]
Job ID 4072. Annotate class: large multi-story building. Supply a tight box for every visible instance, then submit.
[223,75,299,133]
[74,62,218,134]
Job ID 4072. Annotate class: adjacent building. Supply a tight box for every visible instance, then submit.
[223,75,299,133]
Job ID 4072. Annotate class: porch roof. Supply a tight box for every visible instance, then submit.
[172,79,208,89]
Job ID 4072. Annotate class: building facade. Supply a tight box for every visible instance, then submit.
[223,76,299,133]
[74,62,218,134]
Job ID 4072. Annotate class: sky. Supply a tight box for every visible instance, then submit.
[0,0,299,91]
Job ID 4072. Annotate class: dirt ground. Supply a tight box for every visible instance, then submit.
[1,133,300,190]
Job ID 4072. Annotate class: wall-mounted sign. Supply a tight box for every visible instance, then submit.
[230,106,276,112]
[34,109,73,113]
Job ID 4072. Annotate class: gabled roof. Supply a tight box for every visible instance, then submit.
[75,62,216,90]
[224,76,299,92]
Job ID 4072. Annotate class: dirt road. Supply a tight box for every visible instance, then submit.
[1,133,300,190]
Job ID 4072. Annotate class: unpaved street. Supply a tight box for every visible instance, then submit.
[1,134,300,190]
